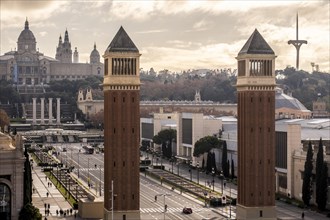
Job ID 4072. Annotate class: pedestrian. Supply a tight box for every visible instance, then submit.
[155,195,157,202]
[302,211,304,219]
[46,192,49,197]
[48,204,50,209]
[56,210,59,215]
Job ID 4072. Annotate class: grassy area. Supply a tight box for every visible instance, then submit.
[45,171,77,207]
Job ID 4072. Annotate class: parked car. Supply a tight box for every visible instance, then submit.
[182,207,193,214]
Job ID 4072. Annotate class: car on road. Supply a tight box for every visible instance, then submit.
[182,207,193,214]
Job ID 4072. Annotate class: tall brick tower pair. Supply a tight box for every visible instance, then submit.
[103,27,141,220]
[236,29,277,220]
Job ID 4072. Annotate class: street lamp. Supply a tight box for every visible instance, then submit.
[219,171,224,194]
[99,164,102,196]
[171,156,174,174]
[78,149,80,178]
[88,158,90,187]
[196,162,199,184]
[155,193,171,220]
[160,149,163,170]
[212,167,215,192]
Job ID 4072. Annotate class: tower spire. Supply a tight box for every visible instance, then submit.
[288,13,307,70]
[25,17,29,29]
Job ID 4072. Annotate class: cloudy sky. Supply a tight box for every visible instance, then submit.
[0,0,329,73]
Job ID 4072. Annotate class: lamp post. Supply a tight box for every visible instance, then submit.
[160,150,163,170]
[177,162,180,176]
[229,181,232,219]
[88,158,90,187]
[197,162,199,184]
[155,194,171,220]
[212,167,215,192]
[75,185,78,200]
[171,156,174,174]
[220,171,224,194]
[78,149,80,178]
[67,172,71,199]
[99,164,102,196]
[189,169,192,181]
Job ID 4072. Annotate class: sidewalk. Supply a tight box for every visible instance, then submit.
[32,164,82,219]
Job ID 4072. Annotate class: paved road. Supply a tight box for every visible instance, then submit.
[48,143,329,220]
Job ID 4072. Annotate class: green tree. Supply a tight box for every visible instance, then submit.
[315,138,324,208]
[193,136,220,157]
[318,162,328,211]
[23,147,32,205]
[19,203,42,220]
[302,141,313,206]
[222,141,229,177]
[152,129,176,158]
[231,159,235,179]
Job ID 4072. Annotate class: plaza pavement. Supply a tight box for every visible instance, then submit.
[32,164,82,220]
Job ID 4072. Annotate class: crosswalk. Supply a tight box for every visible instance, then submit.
[140,206,204,213]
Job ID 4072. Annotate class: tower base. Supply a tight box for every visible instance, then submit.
[236,204,276,220]
[104,208,140,220]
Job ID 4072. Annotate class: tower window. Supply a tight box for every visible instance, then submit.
[251,97,253,103]
[114,128,116,134]
[260,211,263,217]
[113,97,116,102]
[132,194,135,200]
[132,97,134,103]
[238,60,246,76]
[132,128,135,133]
[123,161,125,167]
[114,162,116,167]
[105,58,108,75]
[123,97,125,102]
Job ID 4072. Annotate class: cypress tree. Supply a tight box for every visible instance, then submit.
[23,147,32,204]
[316,138,324,207]
[231,159,235,179]
[318,162,328,211]
[302,141,313,206]
[222,141,228,177]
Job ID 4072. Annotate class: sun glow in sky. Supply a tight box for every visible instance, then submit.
[0,0,329,73]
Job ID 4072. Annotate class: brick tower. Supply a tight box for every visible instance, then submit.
[103,26,141,220]
[236,29,277,219]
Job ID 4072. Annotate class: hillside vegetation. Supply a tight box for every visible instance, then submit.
[0,68,329,114]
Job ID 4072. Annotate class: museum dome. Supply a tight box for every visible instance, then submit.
[18,19,36,43]
[90,43,100,63]
[17,19,37,53]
